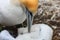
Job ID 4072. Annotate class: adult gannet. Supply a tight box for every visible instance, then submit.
[0,0,38,32]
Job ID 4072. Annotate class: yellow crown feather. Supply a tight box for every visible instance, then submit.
[19,0,38,15]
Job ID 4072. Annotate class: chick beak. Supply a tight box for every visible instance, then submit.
[25,8,33,33]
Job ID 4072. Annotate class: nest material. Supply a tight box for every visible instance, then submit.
[34,0,60,40]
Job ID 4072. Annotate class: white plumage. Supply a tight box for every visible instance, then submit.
[0,0,26,26]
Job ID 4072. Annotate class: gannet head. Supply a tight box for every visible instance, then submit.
[19,0,38,15]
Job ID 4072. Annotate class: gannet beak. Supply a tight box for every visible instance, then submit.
[25,8,33,33]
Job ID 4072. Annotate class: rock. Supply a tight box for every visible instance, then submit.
[0,30,15,40]
[16,24,53,40]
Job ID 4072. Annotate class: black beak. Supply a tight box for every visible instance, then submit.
[25,8,33,33]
